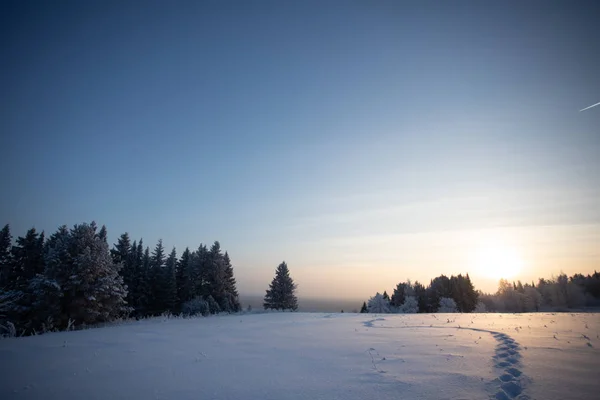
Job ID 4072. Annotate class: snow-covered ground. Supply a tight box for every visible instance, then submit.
[1,313,598,400]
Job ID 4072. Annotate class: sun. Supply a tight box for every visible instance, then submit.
[473,243,523,280]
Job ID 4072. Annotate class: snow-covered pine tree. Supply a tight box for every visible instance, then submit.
[263,261,298,311]
[397,296,418,313]
[367,293,390,313]
[45,222,128,327]
[206,294,221,314]
[437,297,458,313]
[163,247,178,313]
[97,225,108,243]
[2,228,48,331]
[383,291,390,301]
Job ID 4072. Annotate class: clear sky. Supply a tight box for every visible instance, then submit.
[1,1,599,298]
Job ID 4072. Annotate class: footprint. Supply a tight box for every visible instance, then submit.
[506,357,519,365]
[499,374,515,382]
[506,367,522,378]
[494,390,511,400]
[501,381,522,398]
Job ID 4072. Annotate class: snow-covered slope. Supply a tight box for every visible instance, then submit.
[1,313,598,400]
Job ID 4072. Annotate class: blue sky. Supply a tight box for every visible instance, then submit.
[1,1,599,297]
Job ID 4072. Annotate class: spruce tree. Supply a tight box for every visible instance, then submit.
[382,290,390,301]
[391,282,407,307]
[0,224,12,288]
[264,261,298,311]
[44,222,128,327]
[149,239,166,315]
[11,228,45,291]
[360,301,368,313]
[222,252,241,312]
[192,244,208,298]
[112,233,133,307]
[133,244,151,316]
[413,281,428,313]
[97,225,108,243]
[176,247,192,306]
[206,241,224,303]
[163,247,178,313]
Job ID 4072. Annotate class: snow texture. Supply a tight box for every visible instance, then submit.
[0,312,599,400]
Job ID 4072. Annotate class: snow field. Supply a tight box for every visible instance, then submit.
[0,312,598,400]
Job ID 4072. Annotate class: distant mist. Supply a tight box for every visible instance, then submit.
[240,295,364,313]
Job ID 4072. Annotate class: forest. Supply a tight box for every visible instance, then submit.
[2,222,599,337]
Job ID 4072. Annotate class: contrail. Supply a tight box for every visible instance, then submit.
[580,101,600,112]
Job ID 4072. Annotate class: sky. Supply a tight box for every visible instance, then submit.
[1,1,599,299]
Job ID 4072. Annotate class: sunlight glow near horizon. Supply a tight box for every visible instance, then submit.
[471,242,524,280]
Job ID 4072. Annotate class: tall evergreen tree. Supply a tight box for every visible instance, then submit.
[137,245,151,316]
[149,239,166,315]
[264,261,298,311]
[360,301,368,313]
[0,224,12,288]
[428,275,452,312]
[97,225,108,243]
[193,244,208,298]
[11,228,45,291]
[205,241,224,303]
[391,282,407,307]
[163,247,178,313]
[176,247,192,307]
[413,281,428,313]
[111,233,133,307]
[222,252,241,312]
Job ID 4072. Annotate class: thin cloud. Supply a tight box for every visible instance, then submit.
[580,101,600,112]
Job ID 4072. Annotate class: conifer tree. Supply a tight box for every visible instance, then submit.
[112,233,133,307]
[360,301,368,313]
[176,247,192,306]
[149,239,166,315]
[134,245,151,316]
[192,244,208,298]
[264,261,298,311]
[391,282,407,307]
[163,247,178,313]
[44,222,128,327]
[0,224,12,288]
[222,252,241,312]
[11,228,45,291]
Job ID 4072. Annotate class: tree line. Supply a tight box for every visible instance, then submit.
[360,274,479,314]
[479,272,600,312]
[360,271,600,314]
[0,223,243,336]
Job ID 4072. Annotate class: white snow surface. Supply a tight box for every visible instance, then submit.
[1,312,599,400]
